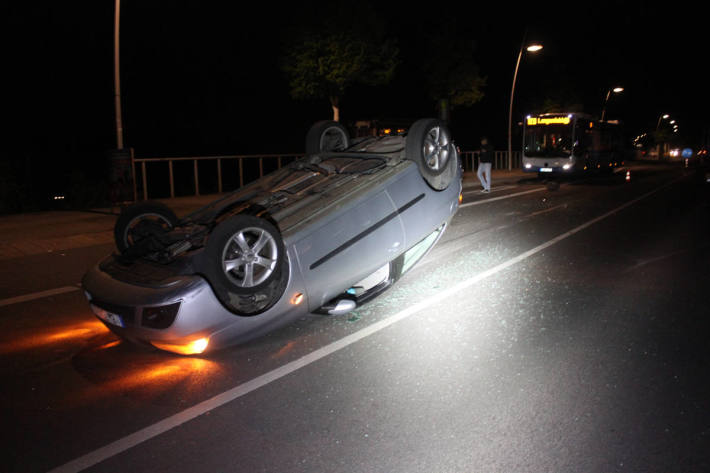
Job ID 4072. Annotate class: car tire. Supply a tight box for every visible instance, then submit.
[202,215,289,316]
[114,201,179,254]
[305,120,350,155]
[405,118,458,190]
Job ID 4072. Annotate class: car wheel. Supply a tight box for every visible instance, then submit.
[405,118,458,190]
[203,215,288,315]
[305,120,350,155]
[114,202,178,254]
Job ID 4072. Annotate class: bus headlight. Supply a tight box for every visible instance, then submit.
[562,164,572,170]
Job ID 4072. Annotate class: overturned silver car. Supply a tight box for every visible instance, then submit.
[82,118,462,354]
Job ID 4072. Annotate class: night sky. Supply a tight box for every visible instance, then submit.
[4,1,709,197]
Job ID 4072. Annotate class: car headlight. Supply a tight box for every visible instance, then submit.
[151,337,210,355]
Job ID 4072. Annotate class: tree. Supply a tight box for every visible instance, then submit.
[280,13,398,122]
[418,36,486,122]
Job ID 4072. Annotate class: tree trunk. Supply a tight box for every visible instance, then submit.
[329,96,340,122]
[437,98,450,123]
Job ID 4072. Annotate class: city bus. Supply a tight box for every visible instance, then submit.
[522,113,625,176]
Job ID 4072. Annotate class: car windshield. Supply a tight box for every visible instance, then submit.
[524,125,573,158]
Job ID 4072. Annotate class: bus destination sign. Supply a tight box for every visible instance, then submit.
[527,115,571,126]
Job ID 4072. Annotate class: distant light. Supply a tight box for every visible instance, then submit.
[662,114,670,119]
[612,87,624,93]
[626,171,631,182]
[563,164,572,170]
[526,44,543,52]
[670,120,676,124]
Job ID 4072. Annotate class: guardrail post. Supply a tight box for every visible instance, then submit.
[259,157,264,178]
[141,161,148,200]
[239,158,244,188]
[194,160,199,196]
[217,158,223,193]
[168,160,175,198]
[131,148,137,202]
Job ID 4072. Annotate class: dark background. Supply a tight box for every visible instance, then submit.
[3,1,708,210]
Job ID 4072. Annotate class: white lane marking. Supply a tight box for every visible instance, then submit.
[460,187,546,208]
[0,286,80,308]
[623,248,698,273]
[463,184,517,194]
[528,203,568,217]
[48,177,680,473]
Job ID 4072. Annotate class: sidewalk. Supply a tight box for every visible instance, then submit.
[0,169,528,260]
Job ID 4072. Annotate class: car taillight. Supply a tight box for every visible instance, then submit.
[141,302,181,329]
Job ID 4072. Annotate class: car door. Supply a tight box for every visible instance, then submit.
[294,187,405,309]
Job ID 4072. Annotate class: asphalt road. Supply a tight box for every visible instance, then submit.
[2,161,709,472]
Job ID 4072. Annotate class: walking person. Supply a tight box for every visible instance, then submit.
[478,136,494,193]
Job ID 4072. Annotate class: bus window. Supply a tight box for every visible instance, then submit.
[523,124,573,158]
[573,121,591,155]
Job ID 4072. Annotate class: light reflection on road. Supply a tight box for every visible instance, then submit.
[0,319,109,354]
[70,340,225,407]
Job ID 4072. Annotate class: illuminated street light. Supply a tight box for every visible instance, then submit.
[600,86,624,122]
[508,35,543,171]
[656,114,670,130]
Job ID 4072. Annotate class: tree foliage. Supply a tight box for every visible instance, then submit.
[419,35,486,110]
[280,6,398,121]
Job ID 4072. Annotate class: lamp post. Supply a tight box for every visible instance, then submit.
[508,38,542,170]
[654,114,672,160]
[114,0,124,150]
[600,87,623,122]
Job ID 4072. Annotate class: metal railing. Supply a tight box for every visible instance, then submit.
[459,150,521,173]
[131,150,522,201]
[131,152,302,201]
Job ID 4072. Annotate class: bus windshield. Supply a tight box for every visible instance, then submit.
[524,125,573,158]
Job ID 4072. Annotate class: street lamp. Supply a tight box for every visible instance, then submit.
[654,114,675,159]
[656,114,670,130]
[600,87,624,122]
[508,37,543,170]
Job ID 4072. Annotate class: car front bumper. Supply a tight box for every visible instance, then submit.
[81,255,309,354]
